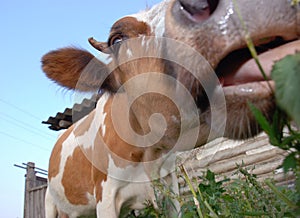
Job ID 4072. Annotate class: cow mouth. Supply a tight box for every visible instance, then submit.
[211,38,299,139]
[216,38,300,90]
[176,0,300,91]
[175,0,300,139]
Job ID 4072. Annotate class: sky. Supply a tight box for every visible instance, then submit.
[0,1,161,217]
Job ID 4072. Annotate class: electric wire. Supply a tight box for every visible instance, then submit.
[0,131,51,152]
[0,112,54,140]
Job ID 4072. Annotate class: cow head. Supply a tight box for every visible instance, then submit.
[42,1,201,165]
[164,0,300,140]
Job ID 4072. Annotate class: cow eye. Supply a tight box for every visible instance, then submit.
[112,37,123,45]
[109,35,125,46]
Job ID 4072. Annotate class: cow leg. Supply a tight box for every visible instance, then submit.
[45,188,58,218]
[96,201,117,218]
[95,178,119,218]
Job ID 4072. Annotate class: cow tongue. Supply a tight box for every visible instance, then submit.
[221,40,300,86]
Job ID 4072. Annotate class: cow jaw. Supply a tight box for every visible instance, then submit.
[166,0,300,141]
[214,39,300,139]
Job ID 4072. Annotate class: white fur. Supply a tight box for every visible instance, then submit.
[96,155,155,217]
[45,93,111,218]
[133,0,170,37]
[95,92,110,137]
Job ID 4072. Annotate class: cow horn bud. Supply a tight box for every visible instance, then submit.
[88,37,109,54]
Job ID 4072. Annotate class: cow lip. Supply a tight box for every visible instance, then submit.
[216,39,300,88]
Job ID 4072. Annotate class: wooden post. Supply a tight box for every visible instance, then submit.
[24,162,36,218]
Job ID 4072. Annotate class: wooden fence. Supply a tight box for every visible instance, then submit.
[176,132,294,195]
[21,162,47,218]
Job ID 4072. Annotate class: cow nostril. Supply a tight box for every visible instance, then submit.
[178,0,219,22]
[208,0,218,14]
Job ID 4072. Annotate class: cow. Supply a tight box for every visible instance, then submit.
[42,0,300,217]
[43,1,199,217]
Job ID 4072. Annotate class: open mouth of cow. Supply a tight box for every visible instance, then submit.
[178,0,300,92]
[213,38,300,139]
[175,0,300,140]
[217,38,300,89]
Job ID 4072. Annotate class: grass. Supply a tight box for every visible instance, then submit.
[120,165,299,218]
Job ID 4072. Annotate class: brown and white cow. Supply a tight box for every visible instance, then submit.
[43,0,300,217]
[43,1,199,217]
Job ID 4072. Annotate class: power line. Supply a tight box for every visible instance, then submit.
[0,131,51,152]
[22,162,48,173]
[0,112,55,140]
[0,98,43,121]
[14,163,48,176]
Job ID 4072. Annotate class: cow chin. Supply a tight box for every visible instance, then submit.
[194,80,275,145]
[221,81,275,140]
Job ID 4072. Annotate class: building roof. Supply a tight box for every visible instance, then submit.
[42,94,100,131]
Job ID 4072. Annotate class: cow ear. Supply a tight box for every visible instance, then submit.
[41,47,120,92]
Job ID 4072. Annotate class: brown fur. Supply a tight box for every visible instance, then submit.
[48,126,73,179]
[62,147,95,205]
[42,48,94,89]
[108,17,150,46]
[92,164,107,203]
[42,47,121,92]
[73,110,96,136]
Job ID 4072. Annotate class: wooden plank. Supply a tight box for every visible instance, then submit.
[176,133,294,196]
[24,162,47,218]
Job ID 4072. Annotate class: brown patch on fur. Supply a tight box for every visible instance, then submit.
[48,126,73,180]
[62,146,94,205]
[73,110,96,137]
[89,129,109,203]
[103,96,145,165]
[92,165,107,203]
[88,95,144,172]
[108,17,150,46]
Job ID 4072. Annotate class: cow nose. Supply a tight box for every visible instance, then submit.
[178,0,219,22]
